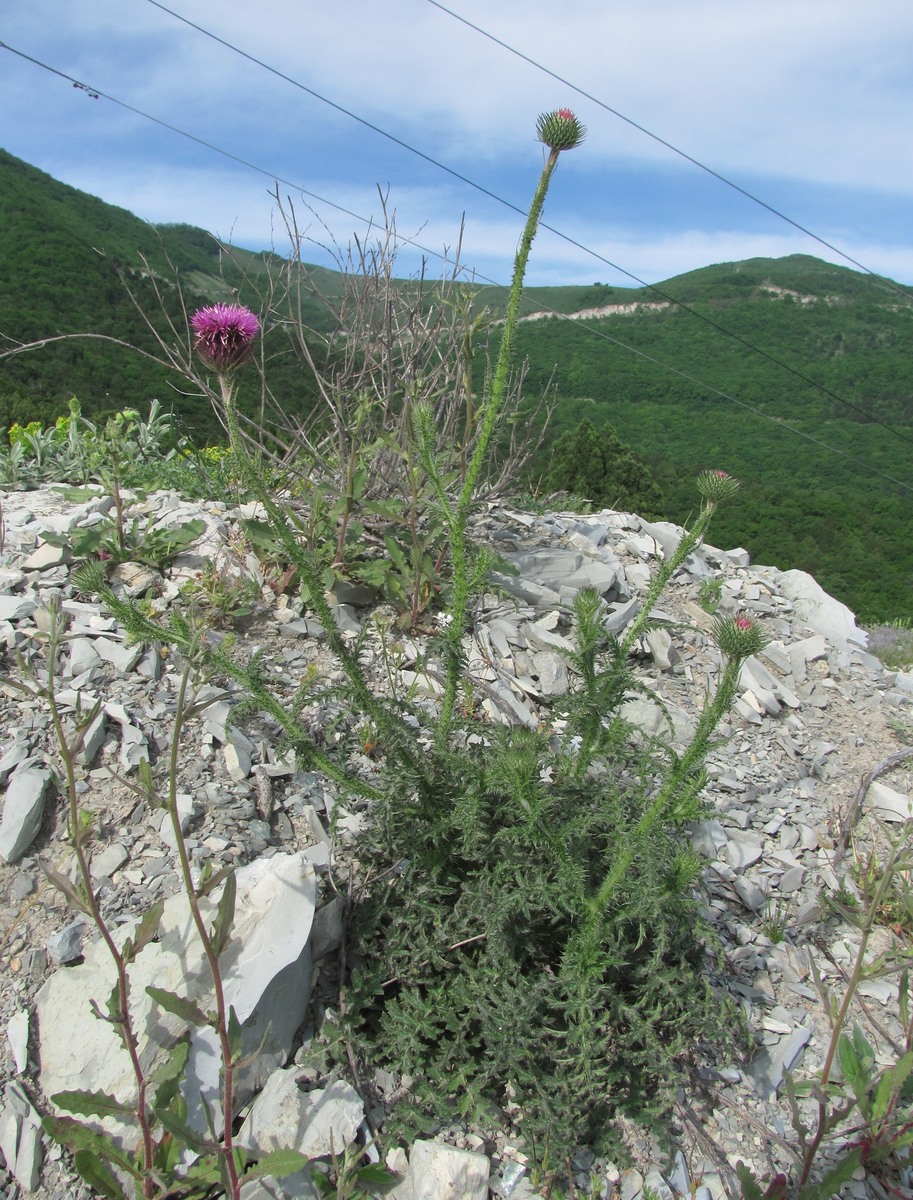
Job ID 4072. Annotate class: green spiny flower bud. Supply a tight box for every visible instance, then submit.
[712,613,769,660]
[696,469,741,504]
[536,108,587,152]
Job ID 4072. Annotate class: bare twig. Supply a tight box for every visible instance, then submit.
[837,747,913,855]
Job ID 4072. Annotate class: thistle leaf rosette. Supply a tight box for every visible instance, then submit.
[696,469,740,505]
[536,108,587,152]
[712,614,769,661]
[191,304,260,371]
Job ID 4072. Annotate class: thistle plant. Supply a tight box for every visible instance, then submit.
[60,110,775,1185]
[190,304,426,780]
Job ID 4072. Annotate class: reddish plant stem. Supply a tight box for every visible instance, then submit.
[45,609,156,1197]
[167,660,242,1200]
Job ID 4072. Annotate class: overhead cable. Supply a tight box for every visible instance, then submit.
[134,2,913,448]
[425,0,913,306]
[1,37,912,492]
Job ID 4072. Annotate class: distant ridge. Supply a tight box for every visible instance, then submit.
[2,148,913,620]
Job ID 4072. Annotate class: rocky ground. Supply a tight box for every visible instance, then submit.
[0,484,911,1200]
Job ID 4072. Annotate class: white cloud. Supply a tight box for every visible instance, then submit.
[4,0,913,287]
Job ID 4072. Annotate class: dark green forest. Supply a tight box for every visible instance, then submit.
[2,147,912,621]
[0,149,331,441]
[506,259,913,621]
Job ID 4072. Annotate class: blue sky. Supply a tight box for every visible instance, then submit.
[3,0,913,288]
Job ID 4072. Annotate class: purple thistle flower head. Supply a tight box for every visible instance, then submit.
[191,304,260,371]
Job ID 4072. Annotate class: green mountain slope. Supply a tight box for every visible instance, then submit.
[2,147,912,620]
[512,256,913,621]
[0,149,329,439]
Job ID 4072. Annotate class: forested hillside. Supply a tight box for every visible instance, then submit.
[509,257,913,622]
[0,149,328,440]
[2,147,912,620]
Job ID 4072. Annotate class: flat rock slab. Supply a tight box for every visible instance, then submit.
[868,779,912,823]
[236,1069,363,1159]
[0,767,53,863]
[0,1081,43,1192]
[409,1140,490,1200]
[37,852,317,1142]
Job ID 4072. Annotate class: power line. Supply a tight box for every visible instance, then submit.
[135,0,913,451]
[142,0,522,219]
[425,0,913,308]
[1,37,912,494]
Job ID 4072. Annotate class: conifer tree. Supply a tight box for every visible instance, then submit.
[544,416,664,515]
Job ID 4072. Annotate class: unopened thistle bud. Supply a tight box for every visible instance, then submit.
[696,469,740,505]
[712,614,768,660]
[191,304,260,371]
[536,108,587,152]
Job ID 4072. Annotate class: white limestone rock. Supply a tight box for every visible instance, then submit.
[0,594,37,622]
[104,701,150,770]
[46,920,86,965]
[621,694,695,745]
[531,649,569,696]
[724,837,765,872]
[108,561,164,598]
[76,709,108,766]
[310,897,344,961]
[747,1026,811,1099]
[644,628,673,670]
[0,734,34,785]
[0,1082,43,1192]
[0,767,53,863]
[158,793,199,850]
[409,1140,490,1200]
[37,853,317,1143]
[778,569,866,651]
[91,840,129,881]
[868,779,912,823]
[739,656,800,709]
[236,1070,363,1159]
[6,1010,29,1073]
[93,635,144,672]
[225,741,253,781]
[23,540,71,570]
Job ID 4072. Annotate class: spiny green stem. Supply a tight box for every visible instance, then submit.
[619,502,716,658]
[578,652,746,952]
[573,503,719,778]
[94,579,380,804]
[436,148,561,747]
